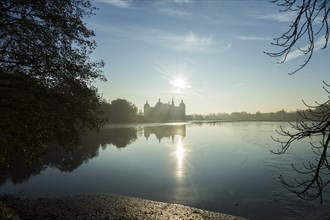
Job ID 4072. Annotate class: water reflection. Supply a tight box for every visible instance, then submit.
[1,122,329,220]
[143,124,187,178]
[0,125,187,186]
[144,125,186,143]
[175,137,185,179]
[0,127,138,186]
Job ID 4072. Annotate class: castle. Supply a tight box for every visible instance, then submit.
[144,98,186,122]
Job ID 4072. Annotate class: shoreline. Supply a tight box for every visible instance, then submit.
[1,194,247,220]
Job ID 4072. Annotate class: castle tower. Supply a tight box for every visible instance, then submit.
[179,100,186,120]
[144,101,150,119]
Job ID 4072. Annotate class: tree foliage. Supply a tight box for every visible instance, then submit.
[0,0,106,167]
[101,99,138,123]
[265,0,329,74]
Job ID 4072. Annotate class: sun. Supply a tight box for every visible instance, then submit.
[172,77,188,90]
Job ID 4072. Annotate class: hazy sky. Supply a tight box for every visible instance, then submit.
[88,0,329,114]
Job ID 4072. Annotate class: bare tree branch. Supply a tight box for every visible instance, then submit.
[272,82,330,202]
[265,0,329,74]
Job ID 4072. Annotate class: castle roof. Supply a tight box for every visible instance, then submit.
[145,99,184,108]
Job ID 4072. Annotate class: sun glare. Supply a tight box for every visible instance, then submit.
[174,78,186,89]
[171,77,189,90]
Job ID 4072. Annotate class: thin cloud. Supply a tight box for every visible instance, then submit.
[236,82,247,87]
[159,7,191,16]
[160,31,230,53]
[98,0,131,8]
[174,0,192,3]
[238,36,270,41]
[201,14,258,27]
[164,31,231,53]
[103,24,231,53]
[163,31,214,52]
[260,11,297,22]
[283,37,329,62]
[97,24,230,53]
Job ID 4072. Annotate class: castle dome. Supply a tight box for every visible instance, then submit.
[155,98,162,107]
[144,101,150,107]
[179,100,185,107]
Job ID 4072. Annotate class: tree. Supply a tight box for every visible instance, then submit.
[101,99,138,123]
[0,0,106,167]
[267,0,330,202]
[272,88,330,202]
[265,0,329,74]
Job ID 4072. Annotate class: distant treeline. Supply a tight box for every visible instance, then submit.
[187,110,300,121]
[101,99,329,123]
[187,108,326,121]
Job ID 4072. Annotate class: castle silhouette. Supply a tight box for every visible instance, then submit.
[144,98,186,122]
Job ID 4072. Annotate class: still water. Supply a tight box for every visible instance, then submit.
[1,122,329,219]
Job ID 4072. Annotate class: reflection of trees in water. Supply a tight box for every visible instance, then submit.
[0,161,46,186]
[144,125,186,143]
[190,122,221,127]
[0,128,137,186]
[0,125,186,186]
[81,128,138,150]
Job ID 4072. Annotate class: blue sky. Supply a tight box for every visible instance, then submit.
[88,0,329,114]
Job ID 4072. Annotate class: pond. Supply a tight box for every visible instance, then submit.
[1,122,329,219]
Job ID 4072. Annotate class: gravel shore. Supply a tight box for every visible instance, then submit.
[1,194,247,220]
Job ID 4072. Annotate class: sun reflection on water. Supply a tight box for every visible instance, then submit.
[175,137,185,179]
